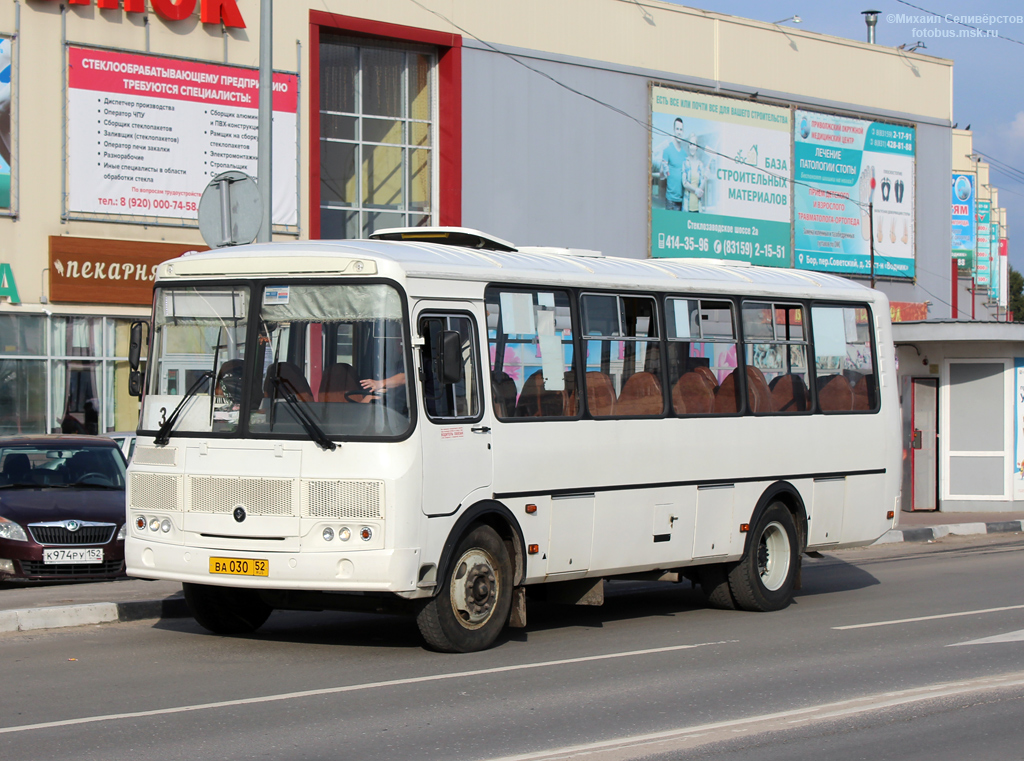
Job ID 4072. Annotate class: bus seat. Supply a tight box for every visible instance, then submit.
[769,373,808,413]
[746,366,775,413]
[694,365,718,390]
[616,371,663,416]
[320,362,364,402]
[585,371,616,417]
[672,371,714,415]
[712,369,742,413]
[264,362,315,402]
[817,374,854,411]
[852,374,874,410]
[563,371,580,416]
[491,370,518,418]
[515,370,565,417]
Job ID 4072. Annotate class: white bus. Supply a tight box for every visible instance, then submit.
[125,228,901,652]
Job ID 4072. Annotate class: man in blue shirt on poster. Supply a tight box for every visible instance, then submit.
[658,117,686,211]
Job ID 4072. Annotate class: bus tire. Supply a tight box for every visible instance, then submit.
[416,525,513,653]
[727,502,798,612]
[183,582,273,635]
[698,563,737,610]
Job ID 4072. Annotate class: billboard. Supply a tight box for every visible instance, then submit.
[976,199,991,287]
[0,36,12,211]
[793,111,915,279]
[951,173,976,270]
[67,47,298,227]
[650,87,791,266]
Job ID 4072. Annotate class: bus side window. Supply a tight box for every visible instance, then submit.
[484,288,578,420]
[740,302,810,415]
[665,298,739,415]
[810,304,879,413]
[419,314,481,420]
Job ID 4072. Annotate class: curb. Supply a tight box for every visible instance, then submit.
[874,519,1024,545]
[3,522,1024,635]
[0,595,189,634]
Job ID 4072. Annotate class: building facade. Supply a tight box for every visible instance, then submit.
[1,1,970,483]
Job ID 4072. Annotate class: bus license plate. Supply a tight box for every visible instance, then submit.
[44,548,103,564]
[209,557,269,577]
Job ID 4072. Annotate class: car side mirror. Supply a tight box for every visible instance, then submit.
[437,330,463,385]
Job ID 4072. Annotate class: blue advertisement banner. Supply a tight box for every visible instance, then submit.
[951,173,976,269]
[794,111,915,279]
[976,199,991,286]
[0,37,11,210]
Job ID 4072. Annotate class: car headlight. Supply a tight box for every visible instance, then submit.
[117,523,127,541]
[0,516,28,542]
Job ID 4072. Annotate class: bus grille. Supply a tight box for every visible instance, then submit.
[132,446,178,466]
[187,476,294,516]
[304,480,384,520]
[130,474,180,511]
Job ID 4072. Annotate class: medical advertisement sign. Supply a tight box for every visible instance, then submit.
[650,87,791,266]
[976,199,991,287]
[68,47,298,226]
[951,173,976,270]
[793,110,915,279]
[0,36,13,211]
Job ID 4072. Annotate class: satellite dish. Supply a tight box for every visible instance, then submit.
[197,171,263,248]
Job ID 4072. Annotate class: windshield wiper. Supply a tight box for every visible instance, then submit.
[154,370,214,445]
[269,375,337,452]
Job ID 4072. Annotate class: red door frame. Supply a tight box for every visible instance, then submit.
[308,11,463,238]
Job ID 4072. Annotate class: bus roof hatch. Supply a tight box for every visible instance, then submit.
[369,227,517,252]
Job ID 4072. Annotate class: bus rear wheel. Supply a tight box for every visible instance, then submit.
[416,525,512,653]
[727,502,798,612]
[183,582,273,635]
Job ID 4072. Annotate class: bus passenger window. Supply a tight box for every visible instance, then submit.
[419,314,481,420]
[581,294,662,417]
[484,288,578,420]
[741,302,810,414]
[811,304,878,413]
[665,298,738,415]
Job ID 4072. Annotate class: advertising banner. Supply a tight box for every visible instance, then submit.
[650,87,791,266]
[67,47,298,227]
[0,36,12,211]
[1015,359,1024,500]
[1000,236,1009,309]
[976,199,991,286]
[951,173,975,270]
[794,110,915,278]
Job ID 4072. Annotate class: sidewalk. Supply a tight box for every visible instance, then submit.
[2,511,1023,635]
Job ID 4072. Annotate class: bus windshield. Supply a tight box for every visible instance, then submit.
[141,282,412,440]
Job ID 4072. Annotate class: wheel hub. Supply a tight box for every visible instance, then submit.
[450,549,499,628]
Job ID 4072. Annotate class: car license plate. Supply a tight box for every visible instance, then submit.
[209,557,269,577]
[43,548,103,564]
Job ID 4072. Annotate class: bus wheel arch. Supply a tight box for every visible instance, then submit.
[416,501,524,652]
[727,482,805,612]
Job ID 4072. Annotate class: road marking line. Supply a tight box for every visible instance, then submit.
[482,671,1024,761]
[949,629,1024,646]
[0,640,736,736]
[832,603,1024,630]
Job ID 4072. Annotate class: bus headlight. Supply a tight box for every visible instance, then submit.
[322,527,335,542]
[339,527,351,542]
[359,526,373,542]
[161,519,172,533]
[135,516,147,530]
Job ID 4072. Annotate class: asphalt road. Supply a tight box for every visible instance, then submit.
[2,534,1023,761]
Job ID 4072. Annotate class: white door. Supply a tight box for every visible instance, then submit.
[415,302,494,516]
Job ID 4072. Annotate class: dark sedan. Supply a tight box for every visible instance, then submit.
[0,435,127,582]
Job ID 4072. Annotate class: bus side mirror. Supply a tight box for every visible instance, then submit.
[437,330,463,385]
[128,321,147,398]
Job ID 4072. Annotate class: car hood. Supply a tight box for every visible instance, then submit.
[0,488,126,527]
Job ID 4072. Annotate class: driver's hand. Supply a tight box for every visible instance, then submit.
[360,378,382,393]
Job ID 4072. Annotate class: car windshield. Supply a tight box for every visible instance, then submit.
[141,282,412,440]
[0,445,127,489]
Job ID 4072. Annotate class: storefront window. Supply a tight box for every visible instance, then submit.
[0,313,141,435]
[319,35,435,238]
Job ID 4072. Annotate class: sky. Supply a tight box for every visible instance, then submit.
[666,0,1024,272]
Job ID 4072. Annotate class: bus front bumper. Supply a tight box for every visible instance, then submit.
[125,538,422,595]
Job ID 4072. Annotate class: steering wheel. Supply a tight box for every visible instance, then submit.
[344,389,382,403]
[76,472,113,486]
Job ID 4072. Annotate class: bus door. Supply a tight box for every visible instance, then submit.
[415,304,493,516]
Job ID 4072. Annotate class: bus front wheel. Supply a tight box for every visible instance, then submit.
[727,502,798,612]
[183,582,273,635]
[416,525,513,653]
